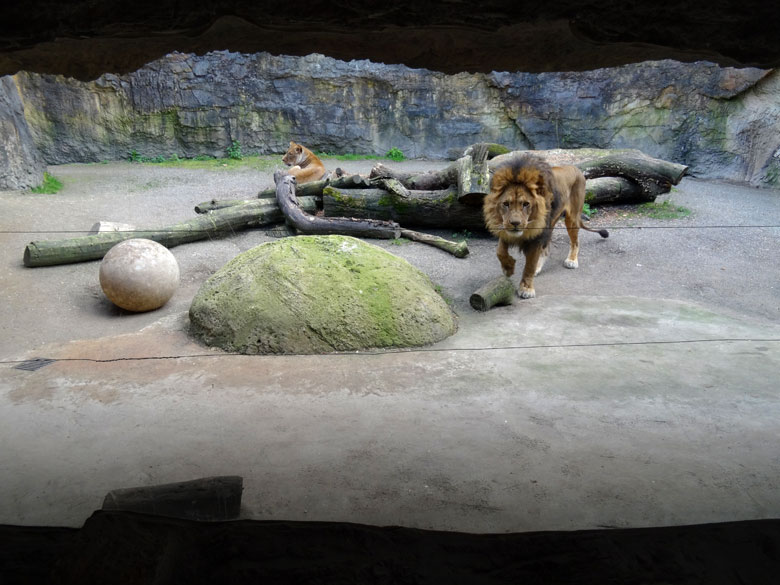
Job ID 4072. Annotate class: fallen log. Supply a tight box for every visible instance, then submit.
[23,197,316,267]
[274,171,401,239]
[585,176,646,205]
[102,476,243,521]
[257,173,371,199]
[275,173,469,257]
[369,161,459,191]
[576,151,688,187]
[400,229,469,258]
[470,276,515,311]
[322,186,487,231]
[462,142,511,160]
[194,174,371,212]
[481,147,688,204]
[372,177,410,199]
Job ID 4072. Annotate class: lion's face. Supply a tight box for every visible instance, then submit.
[483,166,550,243]
[282,142,305,166]
[494,183,539,235]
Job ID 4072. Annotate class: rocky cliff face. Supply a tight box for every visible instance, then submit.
[6,51,780,188]
[0,77,44,190]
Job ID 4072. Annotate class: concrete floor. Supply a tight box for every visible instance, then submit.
[1,160,778,531]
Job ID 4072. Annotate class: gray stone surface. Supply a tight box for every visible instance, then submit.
[189,235,457,354]
[0,76,45,189]
[9,52,780,186]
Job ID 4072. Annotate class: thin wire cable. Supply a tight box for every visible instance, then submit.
[2,337,777,366]
[3,225,779,235]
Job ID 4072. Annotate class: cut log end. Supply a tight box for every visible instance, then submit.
[470,276,515,311]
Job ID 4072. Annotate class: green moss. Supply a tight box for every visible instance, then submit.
[189,235,456,354]
[324,186,365,208]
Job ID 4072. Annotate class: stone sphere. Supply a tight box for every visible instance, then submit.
[99,239,180,312]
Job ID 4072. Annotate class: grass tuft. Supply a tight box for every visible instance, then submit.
[30,172,63,194]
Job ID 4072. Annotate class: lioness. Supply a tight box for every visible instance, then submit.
[483,154,609,299]
[282,141,328,184]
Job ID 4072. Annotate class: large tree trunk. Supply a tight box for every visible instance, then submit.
[23,197,317,267]
[576,152,688,201]
[584,176,646,205]
[369,162,459,191]
[576,151,688,186]
[322,186,487,231]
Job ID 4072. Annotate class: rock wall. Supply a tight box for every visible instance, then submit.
[0,76,44,190]
[9,51,780,187]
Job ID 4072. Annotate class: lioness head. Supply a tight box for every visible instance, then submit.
[282,141,305,167]
[484,156,553,242]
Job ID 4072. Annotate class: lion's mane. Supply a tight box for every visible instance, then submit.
[483,154,560,248]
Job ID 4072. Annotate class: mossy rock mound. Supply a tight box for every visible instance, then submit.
[188,235,457,354]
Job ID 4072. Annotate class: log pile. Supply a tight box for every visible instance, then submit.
[22,145,687,268]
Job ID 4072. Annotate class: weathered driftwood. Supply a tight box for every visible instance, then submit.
[322,186,487,231]
[276,172,468,256]
[576,151,688,186]
[274,171,401,239]
[371,148,686,206]
[259,173,371,199]
[456,143,491,205]
[584,177,645,205]
[484,148,687,203]
[400,229,469,258]
[469,276,516,311]
[462,142,511,160]
[23,198,316,268]
[195,174,372,212]
[102,476,243,521]
[369,161,459,191]
[373,177,410,199]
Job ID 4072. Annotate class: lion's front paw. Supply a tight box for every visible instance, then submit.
[500,258,516,277]
[518,287,536,299]
[563,259,578,269]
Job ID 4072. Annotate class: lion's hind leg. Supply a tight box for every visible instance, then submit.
[563,213,580,269]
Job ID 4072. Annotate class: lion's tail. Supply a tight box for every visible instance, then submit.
[580,222,609,238]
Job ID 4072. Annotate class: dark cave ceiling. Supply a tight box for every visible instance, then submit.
[1,0,779,79]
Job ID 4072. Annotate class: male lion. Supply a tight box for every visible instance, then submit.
[282,141,328,184]
[483,154,609,299]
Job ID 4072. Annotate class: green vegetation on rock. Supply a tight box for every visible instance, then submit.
[226,140,243,160]
[189,235,457,354]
